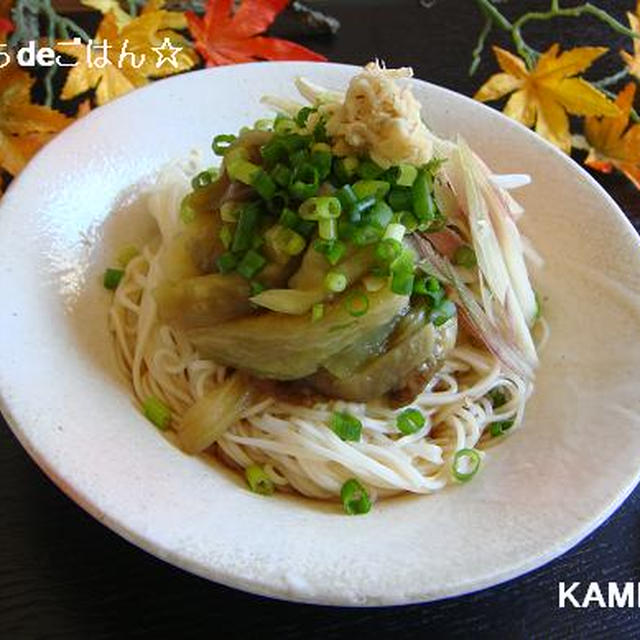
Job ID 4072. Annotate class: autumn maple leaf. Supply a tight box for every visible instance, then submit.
[58,8,198,106]
[621,1,640,80]
[583,83,640,190]
[475,45,620,153]
[186,0,326,66]
[0,66,71,179]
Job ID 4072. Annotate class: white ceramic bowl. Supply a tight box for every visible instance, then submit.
[1,62,640,606]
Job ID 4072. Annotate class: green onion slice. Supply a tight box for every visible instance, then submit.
[212,134,236,155]
[245,465,275,495]
[143,395,171,431]
[452,448,481,482]
[340,478,372,515]
[324,271,347,292]
[396,408,425,435]
[103,268,124,290]
[489,420,514,437]
[330,411,363,441]
[344,290,369,317]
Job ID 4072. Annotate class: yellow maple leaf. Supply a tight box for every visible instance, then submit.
[621,1,640,80]
[58,7,197,106]
[0,65,71,179]
[475,44,620,153]
[584,83,640,190]
[81,0,132,30]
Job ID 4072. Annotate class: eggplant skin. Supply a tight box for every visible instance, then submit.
[308,315,457,402]
[186,288,409,380]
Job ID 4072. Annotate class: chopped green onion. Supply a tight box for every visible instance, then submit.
[393,164,418,187]
[333,156,359,183]
[352,224,382,247]
[396,407,425,435]
[289,148,309,168]
[311,302,324,322]
[216,251,238,274]
[268,225,306,257]
[534,290,543,321]
[143,395,171,430]
[344,290,369,317]
[412,169,435,222]
[340,478,371,515]
[296,219,316,238]
[330,412,362,441]
[219,225,233,249]
[352,179,390,201]
[366,201,393,230]
[490,420,514,437]
[212,134,236,155]
[253,118,273,131]
[398,210,418,232]
[249,281,266,296]
[318,217,337,240]
[452,448,481,482]
[310,150,333,180]
[231,202,261,253]
[453,245,477,268]
[313,118,329,142]
[271,164,292,188]
[295,106,316,128]
[391,270,415,296]
[325,271,347,292]
[349,195,377,223]
[274,115,297,135]
[429,299,456,326]
[387,187,413,211]
[260,139,287,166]
[117,245,138,268]
[237,249,266,279]
[103,268,124,290]
[383,223,406,242]
[245,464,275,495]
[315,239,346,265]
[252,169,277,200]
[266,191,289,216]
[357,158,384,180]
[179,195,196,224]
[279,207,299,229]
[227,159,260,185]
[299,196,342,220]
[191,169,214,190]
[488,387,508,408]
[336,184,358,211]
[375,238,403,263]
[280,133,311,153]
[220,201,240,222]
[289,163,319,200]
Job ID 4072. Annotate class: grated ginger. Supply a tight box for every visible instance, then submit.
[324,61,434,169]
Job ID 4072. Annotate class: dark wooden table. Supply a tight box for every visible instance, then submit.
[2,1,639,637]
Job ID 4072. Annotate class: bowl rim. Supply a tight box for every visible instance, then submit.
[2,60,640,606]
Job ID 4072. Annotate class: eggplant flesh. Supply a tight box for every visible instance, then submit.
[307,312,457,402]
[187,288,409,380]
[155,273,252,329]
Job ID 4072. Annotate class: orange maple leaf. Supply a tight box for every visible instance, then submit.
[475,45,619,153]
[186,0,326,66]
[0,66,71,180]
[584,83,640,190]
[621,0,640,80]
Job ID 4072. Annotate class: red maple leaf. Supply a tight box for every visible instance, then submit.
[186,0,326,66]
[0,17,13,36]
